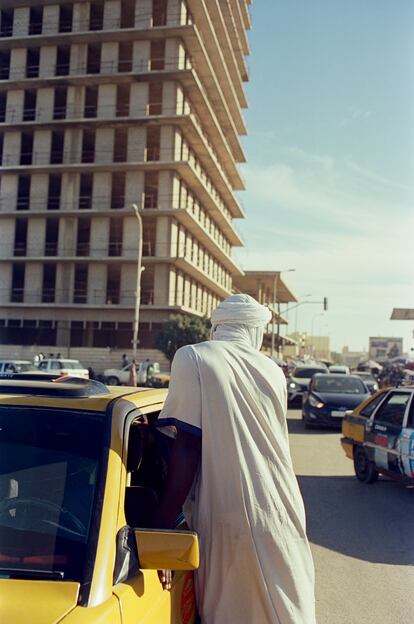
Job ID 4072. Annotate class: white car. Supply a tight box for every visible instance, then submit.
[104,362,162,386]
[0,360,37,374]
[37,358,89,379]
[329,365,350,374]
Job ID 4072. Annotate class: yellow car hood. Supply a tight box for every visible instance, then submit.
[0,579,79,623]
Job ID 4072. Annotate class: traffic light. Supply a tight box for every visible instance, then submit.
[323,297,328,311]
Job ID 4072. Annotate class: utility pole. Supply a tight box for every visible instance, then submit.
[132,204,143,359]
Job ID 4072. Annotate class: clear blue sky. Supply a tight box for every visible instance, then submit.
[234,0,414,353]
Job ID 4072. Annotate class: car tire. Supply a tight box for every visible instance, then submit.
[107,376,119,386]
[353,446,378,484]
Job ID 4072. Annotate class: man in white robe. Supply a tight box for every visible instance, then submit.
[155,294,316,624]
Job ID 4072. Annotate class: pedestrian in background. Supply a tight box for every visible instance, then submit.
[122,353,129,368]
[128,360,137,386]
[155,294,316,624]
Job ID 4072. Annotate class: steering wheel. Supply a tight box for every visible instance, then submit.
[0,497,87,535]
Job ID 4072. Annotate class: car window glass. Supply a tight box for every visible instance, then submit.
[4,363,15,372]
[294,368,326,379]
[360,393,386,418]
[38,361,47,369]
[313,376,366,394]
[374,392,411,427]
[51,361,62,369]
[406,396,414,429]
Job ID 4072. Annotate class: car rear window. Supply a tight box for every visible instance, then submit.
[313,376,366,394]
[0,407,108,582]
[294,368,326,378]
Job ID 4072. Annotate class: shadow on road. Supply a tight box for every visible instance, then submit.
[287,415,338,435]
[298,474,414,565]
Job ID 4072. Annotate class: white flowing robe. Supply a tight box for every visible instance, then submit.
[158,339,316,624]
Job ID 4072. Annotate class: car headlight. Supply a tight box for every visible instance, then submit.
[309,394,324,408]
[289,382,299,389]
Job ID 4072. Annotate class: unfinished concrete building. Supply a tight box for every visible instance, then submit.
[0,1,251,351]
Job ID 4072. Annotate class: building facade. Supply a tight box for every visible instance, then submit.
[0,0,250,349]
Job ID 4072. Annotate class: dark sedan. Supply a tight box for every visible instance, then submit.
[302,373,370,429]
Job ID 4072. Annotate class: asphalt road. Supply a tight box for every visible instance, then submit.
[287,408,414,624]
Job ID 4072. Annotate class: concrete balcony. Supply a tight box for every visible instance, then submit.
[0,149,243,221]
[0,61,244,163]
[0,109,244,193]
[0,23,246,154]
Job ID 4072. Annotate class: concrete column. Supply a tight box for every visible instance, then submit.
[0,175,17,212]
[61,173,80,212]
[101,42,118,74]
[37,88,54,122]
[56,320,71,347]
[63,128,82,164]
[130,83,148,117]
[171,173,181,208]
[155,217,170,258]
[6,90,24,124]
[153,264,169,305]
[0,265,12,304]
[176,271,183,306]
[158,171,173,210]
[183,276,190,308]
[98,84,117,118]
[164,39,183,70]
[167,0,187,26]
[33,130,52,166]
[73,2,90,32]
[87,264,107,305]
[95,128,114,164]
[92,173,111,210]
[67,86,85,119]
[39,46,57,78]
[0,219,15,258]
[135,0,152,29]
[27,218,46,256]
[127,127,145,162]
[122,216,138,258]
[24,264,43,303]
[168,268,177,305]
[55,262,75,304]
[70,43,88,75]
[177,225,185,258]
[9,49,26,80]
[125,171,144,208]
[90,217,109,257]
[120,264,136,305]
[162,81,178,116]
[43,5,60,34]
[160,125,176,161]
[3,132,21,166]
[133,41,150,73]
[29,174,49,212]
[13,8,30,36]
[104,0,121,29]
[58,216,77,256]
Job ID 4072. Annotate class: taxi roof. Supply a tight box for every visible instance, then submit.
[0,380,167,412]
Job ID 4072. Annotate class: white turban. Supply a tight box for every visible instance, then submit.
[210,294,272,350]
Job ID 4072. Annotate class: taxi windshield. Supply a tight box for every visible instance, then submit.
[0,407,107,582]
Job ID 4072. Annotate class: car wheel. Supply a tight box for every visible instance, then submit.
[353,447,378,484]
[107,376,119,386]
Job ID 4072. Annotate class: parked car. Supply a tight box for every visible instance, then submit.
[341,386,414,485]
[302,373,370,428]
[37,358,89,379]
[104,362,170,387]
[0,378,198,623]
[353,371,379,394]
[287,364,328,405]
[0,360,37,375]
[328,365,350,374]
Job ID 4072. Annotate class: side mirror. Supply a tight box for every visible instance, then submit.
[344,410,353,417]
[134,529,199,571]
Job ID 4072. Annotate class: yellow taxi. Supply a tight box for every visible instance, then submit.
[0,379,198,624]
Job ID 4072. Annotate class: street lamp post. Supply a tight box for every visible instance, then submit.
[132,204,143,359]
[271,269,295,359]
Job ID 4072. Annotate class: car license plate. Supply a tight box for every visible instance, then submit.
[331,410,345,417]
